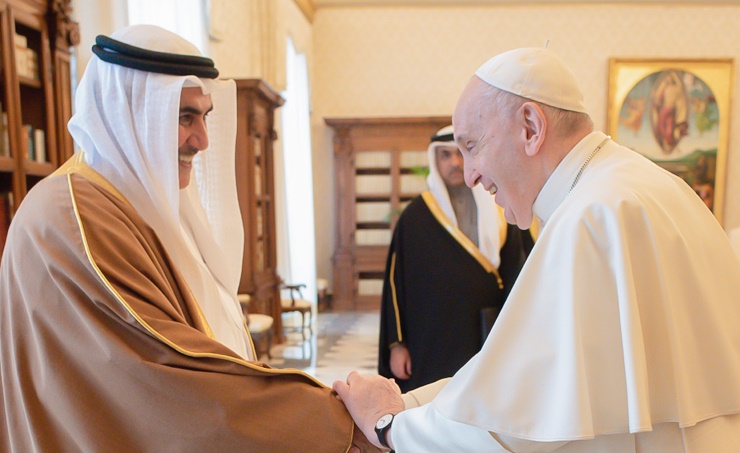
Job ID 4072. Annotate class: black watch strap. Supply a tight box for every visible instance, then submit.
[374,413,395,451]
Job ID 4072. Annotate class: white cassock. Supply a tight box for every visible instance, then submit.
[391,131,740,452]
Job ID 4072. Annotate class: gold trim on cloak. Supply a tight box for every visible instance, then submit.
[389,252,404,343]
[62,154,325,384]
[421,191,504,289]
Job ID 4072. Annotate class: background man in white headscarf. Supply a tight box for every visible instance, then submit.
[378,125,532,393]
[334,47,740,452]
[0,24,377,452]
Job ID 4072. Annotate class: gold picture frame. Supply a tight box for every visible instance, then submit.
[607,58,734,224]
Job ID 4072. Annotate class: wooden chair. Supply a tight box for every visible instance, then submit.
[316,277,330,311]
[280,282,312,340]
[238,294,273,360]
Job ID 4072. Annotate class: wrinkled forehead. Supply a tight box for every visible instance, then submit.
[453,77,489,138]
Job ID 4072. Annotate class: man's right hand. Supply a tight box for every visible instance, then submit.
[390,343,412,379]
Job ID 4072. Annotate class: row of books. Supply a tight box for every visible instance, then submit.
[355,150,428,168]
[0,119,46,162]
[356,201,413,223]
[356,151,392,168]
[399,175,428,193]
[22,125,47,163]
[355,175,391,194]
[356,202,391,222]
[355,229,391,246]
[0,111,9,158]
[0,98,47,162]
[399,151,428,167]
[358,278,384,296]
[355,174,428,194]
[14,33,39,81]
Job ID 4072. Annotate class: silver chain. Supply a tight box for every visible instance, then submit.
[568,136,611,194]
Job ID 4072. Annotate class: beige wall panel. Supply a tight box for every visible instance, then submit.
[312,5,740,289]
[209,0,256,79]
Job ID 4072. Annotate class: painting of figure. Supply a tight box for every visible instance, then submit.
[609,59,730,221]
[650,70,690,154]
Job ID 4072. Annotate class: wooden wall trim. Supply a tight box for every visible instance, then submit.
[293,0,316,22]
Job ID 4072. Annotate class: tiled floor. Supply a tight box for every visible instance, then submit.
[267,311,380,386]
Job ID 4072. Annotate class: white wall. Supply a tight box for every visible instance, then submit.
[71,2,740,292]
[72,0,128,77]
[209,0,318,287]
[311,4,740,288]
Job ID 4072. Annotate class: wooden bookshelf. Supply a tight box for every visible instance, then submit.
[234,79,285,341]
[0,0,78,254]
[325,116,451,311]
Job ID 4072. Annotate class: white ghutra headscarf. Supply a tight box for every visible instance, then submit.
[68,25,251,359]
[426,125,504,268]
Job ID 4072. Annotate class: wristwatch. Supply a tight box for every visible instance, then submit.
[374,413,395,450]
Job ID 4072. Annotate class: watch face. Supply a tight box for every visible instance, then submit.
[376,413,393,430]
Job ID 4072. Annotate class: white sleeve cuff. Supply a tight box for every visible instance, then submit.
[392,401,503,451]
[402,378,451,409]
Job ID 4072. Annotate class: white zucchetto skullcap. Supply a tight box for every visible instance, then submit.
[475,47,587,114]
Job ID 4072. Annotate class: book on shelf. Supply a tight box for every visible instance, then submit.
[24,125,34,161]
[355,151,391,168]
[400,150,427,167]
[34,129,46,163]
[19,125,47,162]
[358,279,383,296]
[0,108,8,158]
[355,229,391,246]
[355,175,391,194]
[0,112,10,157]
[0,191,14,255]
[14,33,39,81]
[356,201,391,222]
[13,33,27,48]
[400,174,427,193]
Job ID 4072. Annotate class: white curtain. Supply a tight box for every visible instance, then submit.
[278,37,317,306]
[126,0,208,55]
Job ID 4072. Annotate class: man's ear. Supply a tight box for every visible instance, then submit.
[520,102,547,157]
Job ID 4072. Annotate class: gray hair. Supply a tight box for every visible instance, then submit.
[481,85,593,137]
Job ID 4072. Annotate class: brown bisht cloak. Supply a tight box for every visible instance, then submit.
[0,163,355,452]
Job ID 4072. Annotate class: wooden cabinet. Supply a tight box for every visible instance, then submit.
[326,116,450,311]
[0,0,77,253]
[234,79,285,340]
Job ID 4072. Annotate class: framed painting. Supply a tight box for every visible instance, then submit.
[607,58,734,224]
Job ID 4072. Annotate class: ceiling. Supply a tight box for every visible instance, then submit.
[294,0,740,23]
[313,0,740,5]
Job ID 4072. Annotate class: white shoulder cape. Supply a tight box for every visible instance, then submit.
[433,132,740,441]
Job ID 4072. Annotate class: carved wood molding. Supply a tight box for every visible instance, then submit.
[331,128,353,157]
[48,0,80,48]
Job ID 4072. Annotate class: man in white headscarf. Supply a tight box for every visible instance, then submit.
[0,25,376,452]
[378,125,532,393]
[334,47,740,452]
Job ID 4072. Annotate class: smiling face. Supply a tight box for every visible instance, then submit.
[452,78,541,229]
[177,87,213,189]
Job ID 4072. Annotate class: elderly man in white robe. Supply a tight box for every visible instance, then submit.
[333,47,740,452]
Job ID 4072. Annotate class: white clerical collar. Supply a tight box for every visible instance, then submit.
[532,131,609,225]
